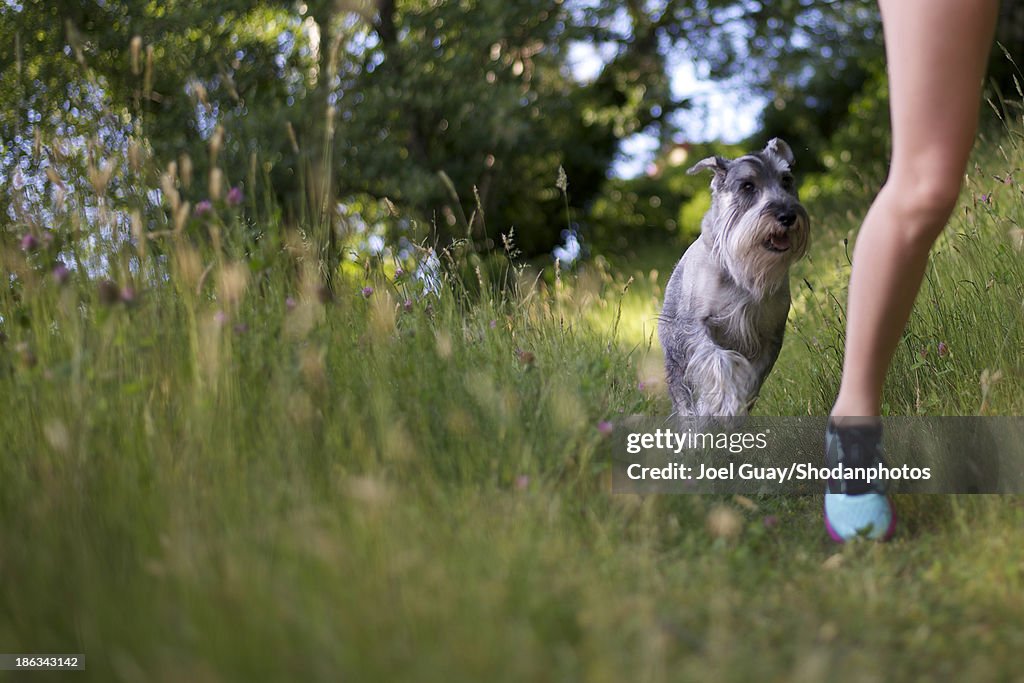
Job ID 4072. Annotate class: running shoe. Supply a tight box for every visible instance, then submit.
[823,420,896,542]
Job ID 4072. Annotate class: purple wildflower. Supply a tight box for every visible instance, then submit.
[394,267,405,279]
[285,296,297,311]
[226,186,244,207]
[213,310,228,326]
[763,515,779,529]
[20,234,39,252]
[489,319,497,329]
[194,200,213,217]
[120,287,137,305]
[52,262,70,285]
[361,286,374,298]
[515,475,530,491]
[402,299,414,314]
[597,420,614,437]
[938,341,949,357]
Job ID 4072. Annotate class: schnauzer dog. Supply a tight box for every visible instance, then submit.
[659,138,810,417]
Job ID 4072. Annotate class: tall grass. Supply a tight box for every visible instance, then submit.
[3,95,1024,681]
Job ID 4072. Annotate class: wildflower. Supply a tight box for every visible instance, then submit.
[763,515,779,529]
[226,186,244,207]
[361,286,374,298]
[394,267,405,279]
[20,234,39,252]
[978,193,990,204]
[194,200,213,217]
[402,299,414,314]
[98,280,120,305]
[285,296,297,311]
[597,420,614,437]
[515,475,530,491]
[638,381,647,392]
[120,287,137,305]
[489,319,497,329]
[52,262,70,286]
[213,310,228,326]
[937,341,949,357]
[919,346,928,359]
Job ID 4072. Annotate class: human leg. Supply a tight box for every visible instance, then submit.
[832,0,999,418]
[826,0,998,541]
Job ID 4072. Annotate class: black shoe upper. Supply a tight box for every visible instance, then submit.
[825,420,887,495]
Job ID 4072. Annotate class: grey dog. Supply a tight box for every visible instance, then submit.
[659,139,810,416]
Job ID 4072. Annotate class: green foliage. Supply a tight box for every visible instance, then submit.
[3,107,1024,681]
[587,142,746,253]
[1,0,698,256]
[2,0,938,258]
[5,5,1024,680]
[798,63,890,208]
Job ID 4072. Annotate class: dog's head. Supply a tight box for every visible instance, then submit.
[687,138,810,298]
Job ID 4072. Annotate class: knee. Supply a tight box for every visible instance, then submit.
[883,173,963,246]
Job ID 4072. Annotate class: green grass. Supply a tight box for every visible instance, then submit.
[3,122,1024,681]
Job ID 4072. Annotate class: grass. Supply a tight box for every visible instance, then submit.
[2,113,1024,681]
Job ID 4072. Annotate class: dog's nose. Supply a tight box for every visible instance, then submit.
[776,210,797,228]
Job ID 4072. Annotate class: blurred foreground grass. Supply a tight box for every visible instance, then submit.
[2,121,1024,682]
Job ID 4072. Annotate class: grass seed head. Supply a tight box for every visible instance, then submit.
[706,505,742,540]
[208,167,223,201]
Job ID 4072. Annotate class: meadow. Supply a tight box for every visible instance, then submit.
[2,103,1024,682]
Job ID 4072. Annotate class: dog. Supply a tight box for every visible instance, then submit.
[658,138,810,417]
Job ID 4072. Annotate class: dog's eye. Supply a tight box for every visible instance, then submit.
[740,181,756,193]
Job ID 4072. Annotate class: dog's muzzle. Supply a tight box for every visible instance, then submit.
[763,206,807,253]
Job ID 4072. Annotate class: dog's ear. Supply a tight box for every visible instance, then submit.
[686,156,730,177]
[763,138,795,168]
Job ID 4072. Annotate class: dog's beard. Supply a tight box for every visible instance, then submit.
[712,204,809,300]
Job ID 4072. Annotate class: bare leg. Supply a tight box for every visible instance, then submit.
[832,0,999,418]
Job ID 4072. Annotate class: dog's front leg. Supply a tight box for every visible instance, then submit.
[687,342,758,417]
[745,337,784,411]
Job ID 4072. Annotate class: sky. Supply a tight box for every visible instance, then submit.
[567,41,764,179]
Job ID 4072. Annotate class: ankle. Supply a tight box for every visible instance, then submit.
[830,391,881,419]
